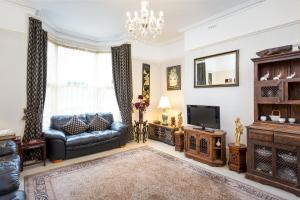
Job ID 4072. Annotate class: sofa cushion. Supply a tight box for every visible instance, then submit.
[86,112,114,126]
[50,114,87,131]
[0,141,16,157]
[66,130,120,147]
[62,116,88,135]
[88,114,110,131]
[0,154,20,195]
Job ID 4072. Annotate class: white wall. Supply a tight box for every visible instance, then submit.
[131,42,163,123]
[183,23,300,145]
[0,29,27,136]
[0,1,32,136]
[131,58,161,122]
[160,58,184,119]
[184,0,300,51]
[158,40,185,122]
[0,1,34,33]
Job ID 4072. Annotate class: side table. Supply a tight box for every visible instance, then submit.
[228,143,247,173]
[13,136,22,155]
[174,130,184,151]
[21,139,46,171]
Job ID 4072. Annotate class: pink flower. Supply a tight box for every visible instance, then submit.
[133,95,150,112]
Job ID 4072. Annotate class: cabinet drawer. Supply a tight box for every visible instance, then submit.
[274,132,300,146]
[248,129,273,142]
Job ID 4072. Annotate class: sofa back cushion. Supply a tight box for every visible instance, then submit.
[88,114,110,131]
[62,116,89,135]
[50,114,87,131]
[86,112,114,126]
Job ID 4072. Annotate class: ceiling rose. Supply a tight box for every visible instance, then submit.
[126,0,164,40]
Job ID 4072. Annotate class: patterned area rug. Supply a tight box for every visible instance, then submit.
[25,146,284,200]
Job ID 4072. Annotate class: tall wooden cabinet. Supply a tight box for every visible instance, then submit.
[246,51,300,196]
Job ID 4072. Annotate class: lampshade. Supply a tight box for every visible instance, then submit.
[158,96,171,109]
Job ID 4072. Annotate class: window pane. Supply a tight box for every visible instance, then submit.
[43,42,121,128]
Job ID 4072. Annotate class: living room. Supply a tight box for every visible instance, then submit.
[1,0,300,199]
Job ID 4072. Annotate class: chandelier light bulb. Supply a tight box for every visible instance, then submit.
[159,11,163,17]
[126,12,131,17]
[150,10,154,16]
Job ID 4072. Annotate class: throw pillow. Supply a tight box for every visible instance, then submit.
[62,115,88,135]
[88,114,110,131]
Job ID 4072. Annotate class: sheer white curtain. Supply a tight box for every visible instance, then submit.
[43,41,121,127]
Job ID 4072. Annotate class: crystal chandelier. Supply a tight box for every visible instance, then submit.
[126,0,164,40]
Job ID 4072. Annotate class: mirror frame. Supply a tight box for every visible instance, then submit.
[194,50,239,88]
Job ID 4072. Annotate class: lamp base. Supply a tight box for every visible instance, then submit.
[162,112,168,126]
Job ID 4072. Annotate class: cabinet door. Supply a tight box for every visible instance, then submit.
[253,144,273,176]
[186,132,198,154]
[198,134,211,157]
[255,80,283,103]
[275,147,298,186]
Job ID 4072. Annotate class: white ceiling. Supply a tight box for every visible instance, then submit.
[14,0,251,44]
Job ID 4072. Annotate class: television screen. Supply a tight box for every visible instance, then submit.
[187,105,220,129]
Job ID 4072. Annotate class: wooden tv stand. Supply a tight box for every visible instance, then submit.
[184,127,226,167]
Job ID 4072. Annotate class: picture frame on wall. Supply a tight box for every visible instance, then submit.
[142,63,150,101]
[167,65,181,90]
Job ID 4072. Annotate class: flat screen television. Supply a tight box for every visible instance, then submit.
[187,105,220,129]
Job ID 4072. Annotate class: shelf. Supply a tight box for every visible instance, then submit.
[257,101,300,105]
[256,121,300,127]
[256,78,300,84]
[213,147,221,150]
[255,79,281,85]
[286,77,300,83]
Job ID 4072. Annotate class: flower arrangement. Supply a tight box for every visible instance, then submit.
[133,95,150,112]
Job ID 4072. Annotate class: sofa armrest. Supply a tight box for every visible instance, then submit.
[43,129,66,142]
[110,122,128,144]
[0,140,16,157]
[111,122,127,132]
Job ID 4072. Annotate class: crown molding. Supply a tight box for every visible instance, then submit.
[185,19,300,53]
[4,0,265,49]
[4,0,37,14]
[180,0,265,33]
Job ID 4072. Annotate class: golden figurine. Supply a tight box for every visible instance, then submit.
[235,118,244,146]
[171,116,176,127]
[177,112,183,131]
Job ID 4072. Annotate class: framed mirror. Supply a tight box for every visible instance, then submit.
[194,50,239,88]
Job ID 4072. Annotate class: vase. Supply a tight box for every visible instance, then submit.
[139,110,143,123]
[216,138,221,147]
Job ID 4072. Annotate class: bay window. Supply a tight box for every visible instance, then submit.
[43,41,120,127]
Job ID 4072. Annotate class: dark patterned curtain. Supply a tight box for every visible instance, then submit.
[23,17,47,144]
[111,44,133,141]
[197,62,206,85]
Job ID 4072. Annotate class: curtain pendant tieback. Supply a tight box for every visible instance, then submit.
[23,108,43,122]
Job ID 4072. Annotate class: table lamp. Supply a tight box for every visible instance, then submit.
[158,96,171,125]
